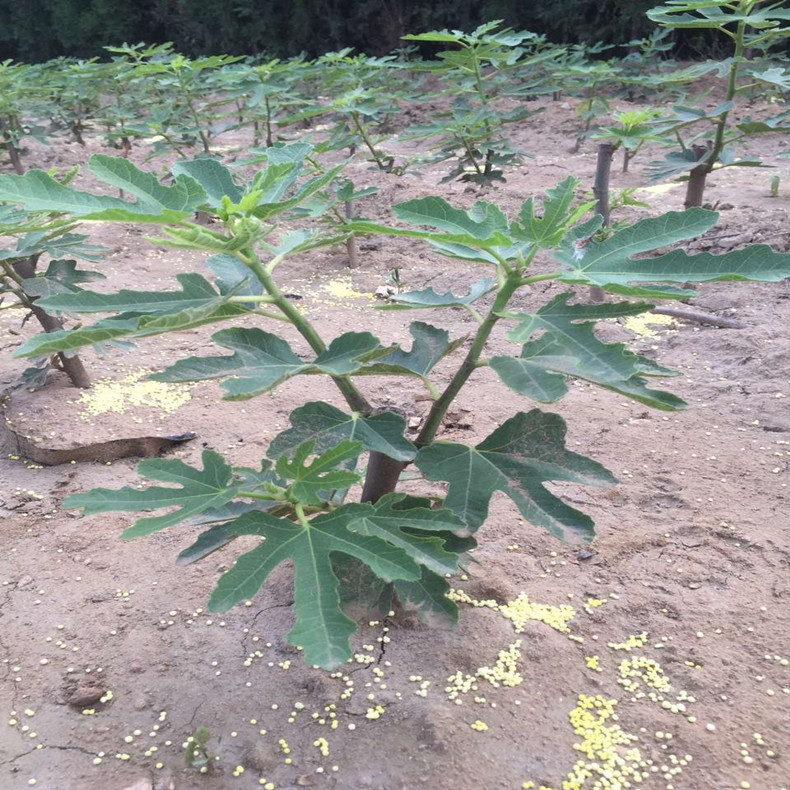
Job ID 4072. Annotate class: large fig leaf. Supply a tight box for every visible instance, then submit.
[416,410,615,542]
[36,272,234,315]
[153,328,390,400]
[171,158,244,208]
[361,321,464,377]
[555,208,790,298]
[14,273,248,357]
[64,451,242,537]
[348,196,514,251]
[492,293,686,410]
[329,492,467,575]
[207,507,422,668]
[0,156,205,222]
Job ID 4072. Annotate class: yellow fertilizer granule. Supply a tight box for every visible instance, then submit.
[78,368,192,419]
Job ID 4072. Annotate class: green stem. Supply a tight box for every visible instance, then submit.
[238,490,283,501]
[178,71,211,154]
[460,303,484,324]
[421,376,441,400]
[460,135,484,174]
[244,252,372,415]
[708,17,747,173]
[519,272,559,286]
[229,295,277,303]
[351,111,386,170]
[415,270,522,447]
[250,308,290,322]
[294,502,311,528]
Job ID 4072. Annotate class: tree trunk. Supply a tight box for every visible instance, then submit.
[6,143,24,175]
[361,451,407,504]
[0,117,25,174]
[345,200,359,269]
[13,256,91,388]
[684,144,711,209]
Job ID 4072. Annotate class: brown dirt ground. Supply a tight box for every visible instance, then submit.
[1,84,789,790]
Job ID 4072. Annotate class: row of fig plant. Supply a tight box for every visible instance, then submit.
[2,6,786,191]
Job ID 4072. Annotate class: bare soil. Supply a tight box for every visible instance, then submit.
[1,88,789,790]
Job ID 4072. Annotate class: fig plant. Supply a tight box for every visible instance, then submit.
[646,0,790,207]
[0,61,49,175]
[2,148,789,670]
[403,22,547,184]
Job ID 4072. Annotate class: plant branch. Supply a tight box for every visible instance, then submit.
[415,270,522,447]
[243,251,372,415]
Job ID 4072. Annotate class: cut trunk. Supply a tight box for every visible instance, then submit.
[345,200,359,269]
[684,144,711,209]
[590,143,615,303]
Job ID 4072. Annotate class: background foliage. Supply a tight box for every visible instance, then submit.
[1,0,669,63]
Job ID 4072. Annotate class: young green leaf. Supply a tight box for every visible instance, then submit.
[377,277,495,311]
[510,176,584,248]
[275,440,363,505]
[416,410,615,542]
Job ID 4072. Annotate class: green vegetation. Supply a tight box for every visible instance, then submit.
[0,3,788,669]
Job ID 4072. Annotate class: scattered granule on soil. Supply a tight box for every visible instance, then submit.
[446,640,524,701]
[322,277,373,302]
[448,589,577,635]
[78,369,192,419]
[636,182,681,197]
[623,313,679,337]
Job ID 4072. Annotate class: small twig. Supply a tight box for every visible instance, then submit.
[652,306,747,329]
